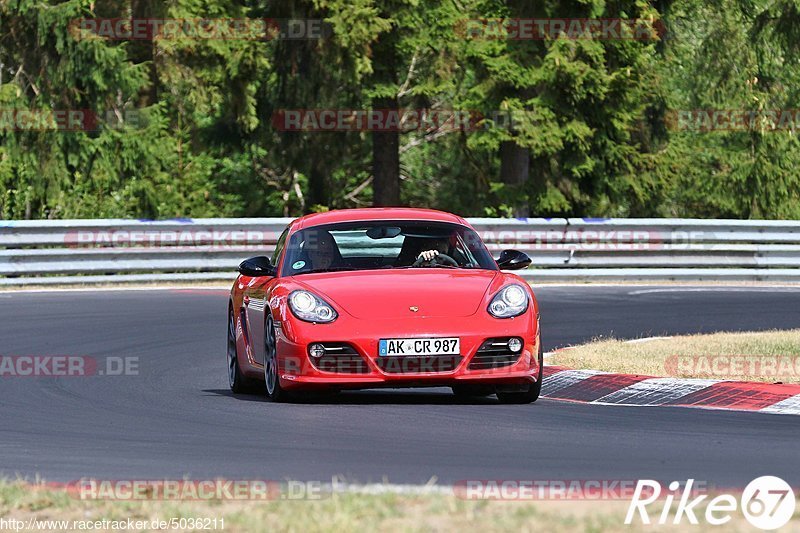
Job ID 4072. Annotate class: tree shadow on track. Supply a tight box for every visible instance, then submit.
[202,388,501,405]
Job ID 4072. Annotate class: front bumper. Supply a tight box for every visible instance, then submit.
[274,313,540,390]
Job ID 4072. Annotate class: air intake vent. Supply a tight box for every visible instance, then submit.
[376,355,463,374]
[468,338,522,370]
[309,343,370,374]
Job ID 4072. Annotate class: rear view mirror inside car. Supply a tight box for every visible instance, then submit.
[366,226,402,239]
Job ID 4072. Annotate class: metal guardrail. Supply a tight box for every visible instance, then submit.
[1,217,800,284]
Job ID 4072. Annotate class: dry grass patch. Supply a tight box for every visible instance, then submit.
[549,329,800,383]
[0,481,785,533]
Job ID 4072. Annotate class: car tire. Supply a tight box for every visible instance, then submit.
[228,307,260,394]
[264,314,293,402]
[496,342,543,404]
[451,385,494,398]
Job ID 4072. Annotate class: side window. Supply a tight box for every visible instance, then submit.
[271,228,289,267]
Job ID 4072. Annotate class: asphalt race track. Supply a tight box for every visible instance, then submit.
[1,285,799,487]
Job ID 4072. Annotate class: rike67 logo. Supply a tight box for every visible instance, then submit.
[626,476,796,530]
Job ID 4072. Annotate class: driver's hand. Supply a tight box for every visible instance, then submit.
[417,250,439,262]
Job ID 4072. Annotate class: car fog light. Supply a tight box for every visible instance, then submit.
[309,343,326,358]
[507,338,522,352]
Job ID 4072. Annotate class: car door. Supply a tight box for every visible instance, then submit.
[242,227,288,366]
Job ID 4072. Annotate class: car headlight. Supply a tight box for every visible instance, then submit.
[488,285,529,318]
[288,290,338,323]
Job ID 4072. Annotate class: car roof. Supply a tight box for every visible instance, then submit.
[290,208,470,232]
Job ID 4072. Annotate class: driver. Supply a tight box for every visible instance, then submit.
[304,230,340,270]
[416,239,450,263]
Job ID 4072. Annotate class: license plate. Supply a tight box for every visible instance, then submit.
[379,337,460,356]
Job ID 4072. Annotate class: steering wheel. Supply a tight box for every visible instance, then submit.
[412,252,459,268]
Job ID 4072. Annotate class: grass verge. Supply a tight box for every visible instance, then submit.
[549,329,800,384]
[0,481,780,532]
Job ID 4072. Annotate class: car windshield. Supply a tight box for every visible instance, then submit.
[282,221,498,275]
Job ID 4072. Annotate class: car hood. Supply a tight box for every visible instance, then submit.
[292,269,499,319]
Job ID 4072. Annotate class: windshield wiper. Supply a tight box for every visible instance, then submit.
[298,266,357,274]
[300,265,472,273]
[386,264,464,270]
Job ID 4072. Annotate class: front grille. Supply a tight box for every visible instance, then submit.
[376,355,463,374]
[309,343,370,374]
[468,338,522,370]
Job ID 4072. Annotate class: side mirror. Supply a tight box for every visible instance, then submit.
[238,256,277,278]
[496,249,532,270]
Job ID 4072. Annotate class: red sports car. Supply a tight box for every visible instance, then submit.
[226,208,542,403]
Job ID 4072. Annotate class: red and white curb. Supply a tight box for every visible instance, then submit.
[541,366,800,415]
